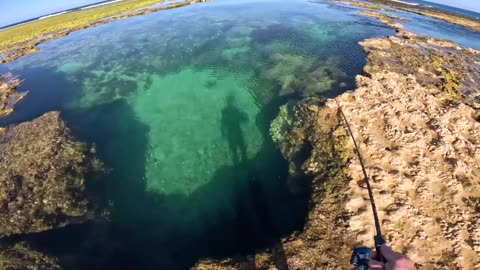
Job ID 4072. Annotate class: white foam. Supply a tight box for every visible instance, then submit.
[80,0,123,10]
[39,11,69,20]
[390,0,419,6]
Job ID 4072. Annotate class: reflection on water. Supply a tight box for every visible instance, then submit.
[0,0,396,268]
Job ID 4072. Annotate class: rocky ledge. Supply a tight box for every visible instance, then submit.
[0,73,27,116]
[0,112,106,237]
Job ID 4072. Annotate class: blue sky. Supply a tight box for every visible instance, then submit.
[0,0,479,27]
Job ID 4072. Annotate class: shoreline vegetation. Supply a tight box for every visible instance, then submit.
[0,0,479,269]
[0,0,204,64]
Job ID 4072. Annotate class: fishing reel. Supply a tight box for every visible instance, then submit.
[350,235,386,269]
[350,246,372,270]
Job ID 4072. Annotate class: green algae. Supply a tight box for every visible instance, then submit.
[441,69,463,99]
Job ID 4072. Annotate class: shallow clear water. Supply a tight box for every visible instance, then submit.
[0,0,398,268]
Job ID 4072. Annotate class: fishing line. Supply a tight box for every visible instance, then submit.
[334,98,386,263]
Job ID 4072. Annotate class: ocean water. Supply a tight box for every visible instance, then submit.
[385,9,480,49]
[0,0,398,268]
[394,0,480,19]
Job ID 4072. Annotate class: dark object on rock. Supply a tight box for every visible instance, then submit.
[0,112,106,237]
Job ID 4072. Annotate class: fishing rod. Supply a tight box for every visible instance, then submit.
[334,99,386,269]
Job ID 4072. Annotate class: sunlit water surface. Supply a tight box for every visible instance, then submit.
[5,0,469,268]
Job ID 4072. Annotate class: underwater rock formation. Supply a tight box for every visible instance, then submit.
[0,73,27,116]
[0,111,106,236]
[0,242,61,270]
[284,59,349,98]
[196,98,357,269]
[360,10,410,29]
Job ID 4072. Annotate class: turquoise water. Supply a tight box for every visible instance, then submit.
[0,0,397,268]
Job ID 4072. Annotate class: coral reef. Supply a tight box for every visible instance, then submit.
[0,112,106,236]
[0,73,27,116]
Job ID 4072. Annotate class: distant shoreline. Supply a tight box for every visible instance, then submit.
[0,0,120,30]
[390,0,418,6]
[0,0,204,64]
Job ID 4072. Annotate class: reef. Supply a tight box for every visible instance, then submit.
[0,112,106,236]
[360,10,410,29]
[0,73,27,116]
[0,242,61,270]
[195,5,480,270]
[335,0,480,32]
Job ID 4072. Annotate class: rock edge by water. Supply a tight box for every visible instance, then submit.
[0,111,106,237]
[0,73,27,116]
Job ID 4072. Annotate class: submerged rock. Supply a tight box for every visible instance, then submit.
[0,112,106,236]
[0,242,61,270]
[0,73,27,116]
[196,98,357,269]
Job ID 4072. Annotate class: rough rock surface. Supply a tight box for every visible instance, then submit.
[0,112,105,236]
[360,10,410,29]
[339,34,480,269]
[0,242,61,270]
[0,73,26,116]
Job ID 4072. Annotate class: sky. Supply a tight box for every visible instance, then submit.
[0,0,479,28]
[426,0,480,13]
[0,0,101,27]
